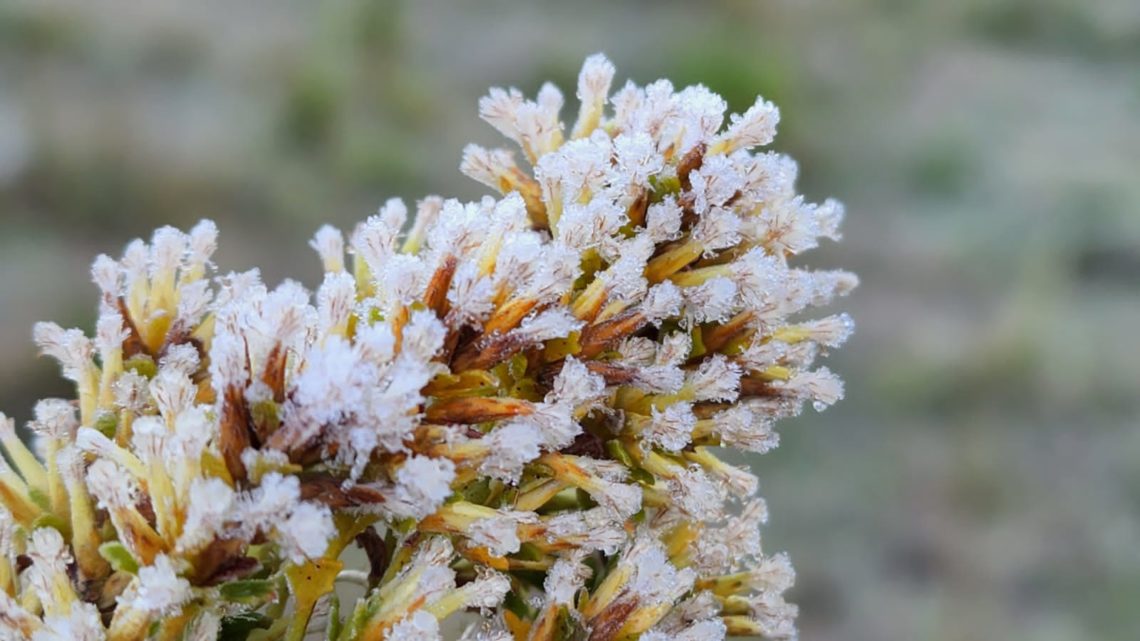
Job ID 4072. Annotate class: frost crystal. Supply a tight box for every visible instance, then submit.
[0,53,852,641]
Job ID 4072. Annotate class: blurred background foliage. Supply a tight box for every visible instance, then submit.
[1,0,1138,639]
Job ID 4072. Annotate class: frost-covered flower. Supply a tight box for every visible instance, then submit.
[0,54,851,640]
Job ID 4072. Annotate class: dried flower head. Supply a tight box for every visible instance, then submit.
[0,54,852,640]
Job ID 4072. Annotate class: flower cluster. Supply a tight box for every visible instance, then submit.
[0,54,853,641]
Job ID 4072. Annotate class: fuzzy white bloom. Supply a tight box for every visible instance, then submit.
[688,354,743,402]
[544,508,627,555]
[746,591,799,640]
[714,405,779,454]
[378,254,428,306]
[159,343,201,376]
[730,247,787,310]
[352,201,406,275]
[149,226,186,283]
[385,456,456,520]
[656,331,691,367]
[33,323,93,382]
[572,52,616,139]
[400,309,448,362]
[310,225,346,273]
[693,499,767,573]
[278,501,335,563]
[460,144,518,190]
[673,84,727,154]
[85,458,138,510]
[629,364,686,395]
[123,555,192,616]
[240,472,302,532]
[174,279,212,329]
[691,207,742,254]
[176,477,236,554]
[598,235,654,299]
[586,477,642,520]
[454,570,512,610]
[316,272,356,335]
[613,132,663,185]
[683,277,738,326]
[186,219,218,270]
[513,309,584,345]
[386,611,440,641]
[30,399,77,441]
[641,618,727,641]
[544,555,591,605]
[447,262,497,327]
[642,281,683,323]
[556,198,625,251]
[458,620,514,641]
[626,537,697,606]
[479,421,543,483]
[617,336,657,365]
[120,239,148,289]
[31,602,105,641]
[287,336,363,430]
[749,551,797,594]
[774,366,845,411]
[646,402,696,452]
[667,466,727,520]
[90,254,121,303]
[715,96,780,154]
[25,528,72,614]
[209,269,260,311]
[794,313,856,349]
[207,331,249,396]
[468,511,535,557]
[94,311,129,357]
[549,357,606,407]
[479,84,564,163]
[129,416,167,466]
[149,369,196,422]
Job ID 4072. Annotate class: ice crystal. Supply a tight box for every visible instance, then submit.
[0,54,853,641]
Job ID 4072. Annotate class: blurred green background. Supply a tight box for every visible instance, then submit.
[1,1,1138,639]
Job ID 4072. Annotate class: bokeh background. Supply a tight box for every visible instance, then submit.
[2,1,1138,639]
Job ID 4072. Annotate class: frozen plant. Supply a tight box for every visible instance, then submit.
[0,54,854,641]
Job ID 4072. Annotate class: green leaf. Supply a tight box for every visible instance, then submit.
[391,517,416,534]
[94,411,118,438]
[584,554,606,593]
[575,488,597,509]
[648,173,681,202]
[27,487,51,511]
[30,513,68,535]
[554,605,588,641]
[98,541,138,574]
[629,467,655,486]
[219,579,277,604]
[605,440,654,485]
[219,612,272,641]
[689,324,707,358]
[515,542,545,562]
[461,477,492,505]
[604,440,635,468]
[336,591,380,641]
[123,354,157,379]
[325,594,341,641]
[503,590,537,621]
